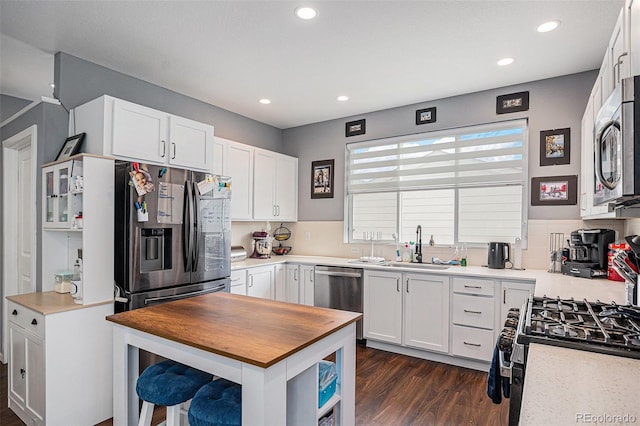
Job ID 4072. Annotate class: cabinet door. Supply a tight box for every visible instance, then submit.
[275,155,298,221]
[112,99,167,163]
[500,281,534,324]
[580,98,594,218]
[9,324,44,423]
[404,274,450,353]
[253,150,277,220]
[225,141,254,220]
[247,266,274,299]
[363,271,402,344]
[169,116,214,171]
[274,264,287,301]
[43,162,76,229]
[211,137,225,175]
[285,265,299,303]
[300,265,315,306]
[230,269,247,295]
[629,0,640,77]
[610,9,628,87]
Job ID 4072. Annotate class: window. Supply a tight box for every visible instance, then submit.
[345,119,527,246]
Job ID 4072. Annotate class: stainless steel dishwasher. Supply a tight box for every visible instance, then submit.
[314,265,363,340]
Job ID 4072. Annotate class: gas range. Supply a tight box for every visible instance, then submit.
[518,296,640,359]
[497,296,640,426]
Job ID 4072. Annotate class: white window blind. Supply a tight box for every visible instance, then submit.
[346,119,527,245]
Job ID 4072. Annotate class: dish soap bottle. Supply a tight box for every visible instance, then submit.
[402,243,411,262]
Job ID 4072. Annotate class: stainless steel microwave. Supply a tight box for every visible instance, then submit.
[594,75,640,207]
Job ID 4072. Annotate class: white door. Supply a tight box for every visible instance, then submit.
[363,271,402,344]
[18,146,33,294]
[225,140,254,220]
[275,155,298,221]
[3,125,37,363]
[253,150,277,220]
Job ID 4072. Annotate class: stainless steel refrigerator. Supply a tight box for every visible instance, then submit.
[114,161,231,312]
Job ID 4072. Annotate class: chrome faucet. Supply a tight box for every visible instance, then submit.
[415,225,423,263]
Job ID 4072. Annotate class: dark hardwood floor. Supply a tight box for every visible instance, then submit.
[1,345,508,425]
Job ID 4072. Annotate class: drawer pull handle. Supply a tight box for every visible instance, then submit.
[463,341,481,347]
[464,285,482,289]
[12,309,18,316]
[464,309,482,315]
[31,319,38,326]
[20,368,26,379]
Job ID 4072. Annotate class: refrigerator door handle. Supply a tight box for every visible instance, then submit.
[192,182,201,272]
[144,284,227,305]
[182,182,193,271]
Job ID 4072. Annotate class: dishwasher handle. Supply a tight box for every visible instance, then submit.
[314,270,362,278]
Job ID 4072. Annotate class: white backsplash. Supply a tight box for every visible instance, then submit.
[231,219,627,270]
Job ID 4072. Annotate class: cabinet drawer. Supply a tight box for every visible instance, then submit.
[7,301,45,339]
[452,294,495,330]
[452,277,494,296]
[451,325,494,362]
[230,269,247,296]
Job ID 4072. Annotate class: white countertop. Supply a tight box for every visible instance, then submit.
[520,344,640,425]
[232,254,627,303]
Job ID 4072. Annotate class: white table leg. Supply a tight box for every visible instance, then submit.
[337,323,356,426]
[113,326,140,426]
[241,361,287,425]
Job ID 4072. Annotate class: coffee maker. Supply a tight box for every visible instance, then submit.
[561,228,615,278]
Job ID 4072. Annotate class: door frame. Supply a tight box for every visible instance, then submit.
[2,125,38,363]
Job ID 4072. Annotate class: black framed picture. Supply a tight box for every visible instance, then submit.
[311,159,334,199]
[55,133,86,161]
[540,128,570,166]
[415,107,436,125]
[345,119,366,137]
[531,175,578,206]
[496,91,529,114]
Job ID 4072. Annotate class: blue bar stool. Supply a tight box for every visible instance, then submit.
[136,360,213,426]
[188,378,242,426]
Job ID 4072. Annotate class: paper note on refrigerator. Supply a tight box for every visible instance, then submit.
[157,183,184,224]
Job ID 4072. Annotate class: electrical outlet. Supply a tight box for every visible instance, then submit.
[304,231,311,241]
[351,247,361,254]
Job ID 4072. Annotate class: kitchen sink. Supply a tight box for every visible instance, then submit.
[388,261,450,270]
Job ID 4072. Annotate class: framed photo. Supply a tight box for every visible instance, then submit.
[415,107,436,125]
[540,128,570,166]
[531,175,578,206]
[496,91,529,114]
[345,119,366,137]
[311,159,334,199]
[55,133,86,161]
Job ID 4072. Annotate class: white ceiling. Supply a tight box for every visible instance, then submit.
[0,1,624,129]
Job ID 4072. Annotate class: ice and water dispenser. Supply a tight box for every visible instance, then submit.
[140,228,172,272]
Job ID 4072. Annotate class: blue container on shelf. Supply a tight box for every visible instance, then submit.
[318,360,337,408]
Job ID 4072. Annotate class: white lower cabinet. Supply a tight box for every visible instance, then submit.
[247,265,275,299]
[230,269,247,295]
[403,273,450,353]
[363,270,403,344]
[364,270,450,353]
[500,280,535,324]
[300,265,315,306]
[7,299,113,426]
[450,277,496,362]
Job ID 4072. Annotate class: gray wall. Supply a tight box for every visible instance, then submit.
[0,94,32,123]
[283,70,597,221]
[54,53,284,152]
[0,101,69,348]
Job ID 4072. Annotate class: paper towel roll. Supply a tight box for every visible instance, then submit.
[513,238,523,270]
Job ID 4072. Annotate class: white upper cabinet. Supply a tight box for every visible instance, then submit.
[73,96,214,172]
[253,148,298,221]
[220,137,254,221]
[628,0,640,76]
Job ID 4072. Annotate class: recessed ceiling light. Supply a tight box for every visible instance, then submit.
[537,20,561,33]
[259,98,271,105]
[295,6,318,20]
[337,95,349,102]
[497,57,515,66]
